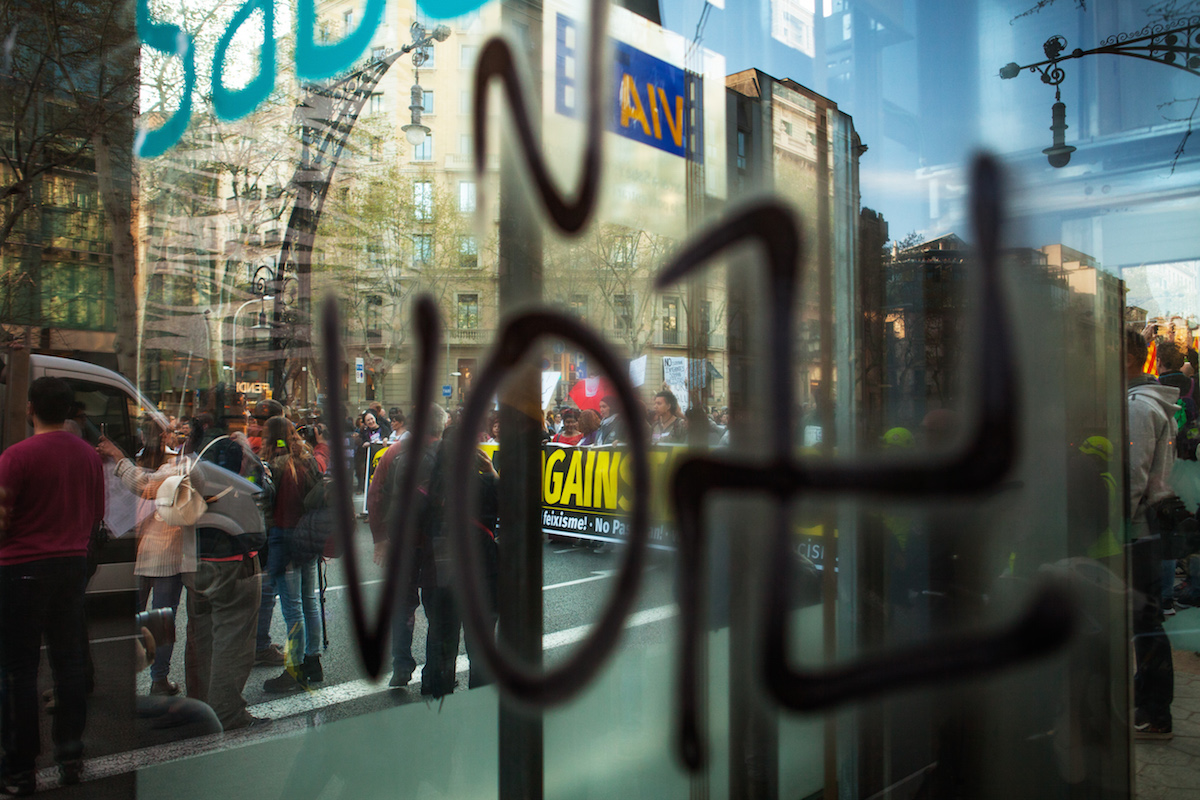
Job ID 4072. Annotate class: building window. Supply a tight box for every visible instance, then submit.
[366,294,383,343]
[456,10,481,32]
[459,133,473,155]
[366,243,385,270]
[456,293,479,329]
[783,120,793,136]
[460,44,478,69]
[737,130,747,170]
[413,234,433,266]
[568,295,588,321]
[458,235,478,269]
[611,234,636,268]
[414,181,433,221]
[413,134,433,161]
[343,10,354,33]
[371,46,387,60]
[422,89,434,115]
[459,90,472,115]
[662,297,679,345]
[369,93,383,114]
[417,45,434,68]
[613,294,633,330]
[458,181,476,212]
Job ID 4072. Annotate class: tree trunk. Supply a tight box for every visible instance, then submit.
[92,132,139,379]
[0,186,33,254]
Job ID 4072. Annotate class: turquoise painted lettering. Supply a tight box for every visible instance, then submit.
[212,0,276,121]
[135,0,195,159]
[417,0,489,18]
[295,0,386,81]
[136,0,485,157]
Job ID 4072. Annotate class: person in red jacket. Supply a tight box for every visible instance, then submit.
[0,377,104,794]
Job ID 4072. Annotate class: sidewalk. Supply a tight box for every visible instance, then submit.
[1135,609,1200,799]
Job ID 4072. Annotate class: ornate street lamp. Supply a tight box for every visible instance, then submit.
[401,22,450,148]
[248,263,299,397]
[999,21,1200,167]
[267,20,451,404]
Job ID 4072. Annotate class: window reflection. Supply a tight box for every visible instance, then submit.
[5,0,1200,797]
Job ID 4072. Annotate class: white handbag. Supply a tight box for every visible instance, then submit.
[153,436,236,526]
[154,474,208,526]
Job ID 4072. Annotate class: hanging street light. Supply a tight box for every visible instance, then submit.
[999,21,1200,167]
[403,82,431,146]
[401,22,450,148]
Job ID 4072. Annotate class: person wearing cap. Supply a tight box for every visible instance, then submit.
[882,427,915,450]
[1066,436,1121,561]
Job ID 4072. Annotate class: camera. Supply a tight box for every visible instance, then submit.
[136,608,176,647]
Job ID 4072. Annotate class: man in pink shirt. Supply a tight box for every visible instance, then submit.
[0,377,104,794]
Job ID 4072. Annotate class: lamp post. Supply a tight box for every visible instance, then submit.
[231,295,274,393]
[400,21,450,148]
[1000,22,1200,167]
[250,263,299,400]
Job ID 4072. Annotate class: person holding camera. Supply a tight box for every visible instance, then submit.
[99,420,192,697]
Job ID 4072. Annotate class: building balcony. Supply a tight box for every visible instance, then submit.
[646,331,726,349]
[444,153,499,170]
[446,327,493,345]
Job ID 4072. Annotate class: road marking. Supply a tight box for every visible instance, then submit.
[542,570,616,591]
[542,603,677,650]
[323,579,385,592]
[90,633,142,645]
[552,548,584,554]
[247,653,471,719]
[46,633,141,651]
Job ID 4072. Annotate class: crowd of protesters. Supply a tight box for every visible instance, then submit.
[0,376,730,790]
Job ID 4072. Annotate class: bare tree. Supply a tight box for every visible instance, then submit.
[1,0,139,372]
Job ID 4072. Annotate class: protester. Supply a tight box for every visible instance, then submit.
[651,390,687,444]
[0,377,104,792]
[388,410,410,445]
[596,396,622,445]
[424,426,500,690]
[578,409,602,446]
[260,417,325,693]
[552,409,584,445]
[377,406,450,693]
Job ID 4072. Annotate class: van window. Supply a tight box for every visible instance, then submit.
[64,379,135,455]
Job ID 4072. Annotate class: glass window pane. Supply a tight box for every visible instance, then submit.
[18,0,1182,796]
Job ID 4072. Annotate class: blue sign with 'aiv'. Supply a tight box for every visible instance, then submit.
[554,13,691,160]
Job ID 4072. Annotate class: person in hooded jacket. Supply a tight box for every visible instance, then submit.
[1127,327,1179,740]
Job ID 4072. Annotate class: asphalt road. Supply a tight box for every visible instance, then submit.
[26,513,678,797]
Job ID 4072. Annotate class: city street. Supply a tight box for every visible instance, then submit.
[31,512,678,797]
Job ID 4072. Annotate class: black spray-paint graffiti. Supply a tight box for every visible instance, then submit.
[319,0,1077,773]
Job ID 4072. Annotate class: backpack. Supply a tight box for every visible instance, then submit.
[1149,495,1200,559]
[1174,396,1200,460]
[291,471,344,562]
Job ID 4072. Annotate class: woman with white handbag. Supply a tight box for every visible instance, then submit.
[98,420,194,697]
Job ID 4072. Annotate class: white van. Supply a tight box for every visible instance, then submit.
[2,351,168,595]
